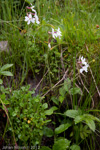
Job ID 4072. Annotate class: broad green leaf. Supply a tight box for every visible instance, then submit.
[0,64,13,71]
[0,71,13,76]
[40,146,51,150]
[42,103,48,109]
[85,119,95,132]
[74,115,84,124]
[64,110,82,119]
[75,114,96,132]
[59,96,64,103]
[64,78,71,92]
[43,126,54,137]
[59,87,65,96]
[51,96,59,105]
[0,79,3,84]
[83,114,100,122]
[70,145,80,150]
[75,113,100,125]
[45,106,58,115]
[70,87,81,95]
[53,138,70,150]
[55,123,72,134]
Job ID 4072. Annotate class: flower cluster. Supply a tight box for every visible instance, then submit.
[25,4,40,25]
[79,56,89,73]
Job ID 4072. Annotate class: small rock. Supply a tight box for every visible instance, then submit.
[0,41,9,52]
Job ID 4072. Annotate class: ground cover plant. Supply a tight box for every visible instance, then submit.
[0,0,100,149]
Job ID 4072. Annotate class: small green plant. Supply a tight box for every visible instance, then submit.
[1,85,50,146]
[42,78,100,149]
[40,137,81,150]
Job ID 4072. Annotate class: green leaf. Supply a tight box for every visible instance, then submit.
[85,119,95,132]
[51,96,59,105]
[0,64,13,71]
[74,115,84,124]
[70,145,80,150]
[59,96,64,103]
[55,123,72,134]
[75,114,96,132]
[64,78,71,92]
[12,112,17,117]
[0,79,3,84]
[83,114,100,122]
[34,98,39,102]
[59,87,65,96]
[64,110,82,119]
[43,126,54,137]
[42,103,48,109]
[80,124,90,139]
[0,71,13,76]
[45,106,58,115]
[70,87,81,95]
[40,146,51,150]
[53,138,70,150]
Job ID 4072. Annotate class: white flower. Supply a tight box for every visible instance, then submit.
[56,27,62,39]
[80,64,89,73]
[79,56,89,73]
[25,13,35,25]
[34,13,40,24]
[80,56,87,65]
[48,43,51,49]
[52,28,57,39]
[51,28,62,39]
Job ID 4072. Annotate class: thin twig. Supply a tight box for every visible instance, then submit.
[42,69,69,98]
[35,70,49,91]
